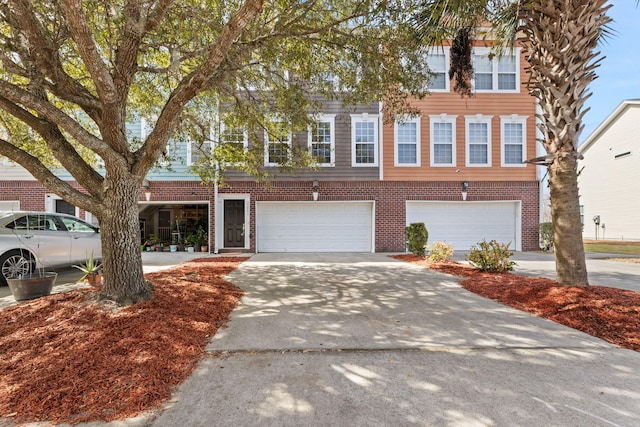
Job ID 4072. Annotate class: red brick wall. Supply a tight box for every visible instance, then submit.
[219,180,540,252]
[1,179,540,251]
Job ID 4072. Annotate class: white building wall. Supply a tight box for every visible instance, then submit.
[579,102,640,241]
[0,158,37,180]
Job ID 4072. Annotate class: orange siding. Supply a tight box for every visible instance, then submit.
[383,46,537,182]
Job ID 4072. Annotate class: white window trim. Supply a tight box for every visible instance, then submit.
[425,47,450,92]
[500,115,528,167]
[263,121,292,167]
[308,114,336,167]
[472,47,520,93]
[220,122,249,150]
[187,140,214,166]
[429,114,457,167]
[465,115,492,167]
[350,113,379,167]
[394,116,421,167]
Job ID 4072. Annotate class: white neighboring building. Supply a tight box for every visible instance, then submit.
[578,100,640,241]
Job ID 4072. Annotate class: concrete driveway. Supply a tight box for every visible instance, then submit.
[147,253,640,427]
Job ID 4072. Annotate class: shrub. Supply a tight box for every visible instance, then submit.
[405,222,428,256]
[466,239,516,272]
[539,222,554,252]
[428,241,454,262]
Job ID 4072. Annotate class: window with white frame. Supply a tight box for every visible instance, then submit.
[465,115,492,166]
[473,48,519,92]
[220,122,248,153]
[187,140,213,166]
[264,121,291,166]
[394,116,421,166]
[309,114,335,166]
[425,48,450,91]
[351,114,378,166]
[501,115,527,166]
[429,115,456,166]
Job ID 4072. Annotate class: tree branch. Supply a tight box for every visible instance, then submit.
[133,0,265,175]
[6,0,103,121]
[0,138,99,212]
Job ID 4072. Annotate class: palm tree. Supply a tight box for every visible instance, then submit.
[414,0,613,286]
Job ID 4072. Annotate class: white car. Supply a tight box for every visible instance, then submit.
[0,211,102,286]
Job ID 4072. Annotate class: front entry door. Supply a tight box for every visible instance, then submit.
[224,200,245,247]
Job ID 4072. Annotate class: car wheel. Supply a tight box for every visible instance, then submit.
[0,250,34,286]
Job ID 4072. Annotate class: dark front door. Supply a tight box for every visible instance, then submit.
[224,200,245,247]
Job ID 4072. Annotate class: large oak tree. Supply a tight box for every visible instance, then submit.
[0,0,428,303]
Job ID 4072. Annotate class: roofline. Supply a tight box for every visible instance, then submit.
[580,99,640,154]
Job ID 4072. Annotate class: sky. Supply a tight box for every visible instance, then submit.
[580,1,640,144]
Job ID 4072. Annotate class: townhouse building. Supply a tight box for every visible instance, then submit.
[0,41,541,253]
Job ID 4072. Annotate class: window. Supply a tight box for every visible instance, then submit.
[473,48,519,92]
[187,140,213,166]
[394,116,421,166]
[425,49,450,91]
[465,115,492,167]
[220,123,248,152]
[351,114,378,166]
[308,114,335,166]
[429,114,457,166]
[501,115,527,166]
[264,121,291,166]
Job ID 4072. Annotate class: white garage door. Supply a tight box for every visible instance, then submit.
[406,201,521,250]
[257,202,374,252]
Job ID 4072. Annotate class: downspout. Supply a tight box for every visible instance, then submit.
[378,101,384,181]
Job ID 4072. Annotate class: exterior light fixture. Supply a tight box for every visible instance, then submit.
[461,181,468,201]
[143,179,151,202]
[312,180,319,201]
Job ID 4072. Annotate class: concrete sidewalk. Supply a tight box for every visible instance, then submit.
[146,253,640,427]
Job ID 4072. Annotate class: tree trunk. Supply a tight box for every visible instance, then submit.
[548,154,588,286]
[96,175,151,304]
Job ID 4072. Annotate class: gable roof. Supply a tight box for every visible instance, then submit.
[580,99,640,154]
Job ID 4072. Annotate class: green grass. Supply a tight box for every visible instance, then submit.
[584,242,640,255]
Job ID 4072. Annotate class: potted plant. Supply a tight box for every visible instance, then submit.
[7,270,58,301]
[73,252,103,285]
[193,226,207,252]
[184,233,198,253]
[147,233,162,251]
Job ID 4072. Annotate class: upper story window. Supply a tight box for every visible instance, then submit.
[473,48,519,92]
[220,123,248,152]
[501,115,527,167]
[465,115,492,167]
[187,140,213,166]
[425,48,450,92]
[264,121,291,166]
[309,114,335,166]
[394,116,421,166]
[351,114,379,167]
[429,114,457,167]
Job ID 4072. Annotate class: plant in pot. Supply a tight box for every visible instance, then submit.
[194,226,207,252]
[6,252,58,301]
[184,233,198,253]
[147,233,162,251]
[73,252,103,285]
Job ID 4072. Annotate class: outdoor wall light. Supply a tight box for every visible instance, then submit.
[461,181,469,201]
[143,179,151,202]
[312,180,319,201]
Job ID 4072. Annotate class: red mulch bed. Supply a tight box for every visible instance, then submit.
[392,254,640,352]
[0,257,246,425]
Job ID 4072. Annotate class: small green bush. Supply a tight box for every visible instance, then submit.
[466,239,516,272]
[405,222,428,257]
[539,222,554,252]
[428,241,454,262]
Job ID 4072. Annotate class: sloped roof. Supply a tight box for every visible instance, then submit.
[580,99,640,154]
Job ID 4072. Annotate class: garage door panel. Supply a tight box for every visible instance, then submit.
[406,202,519,250]
[257,202,373,252]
